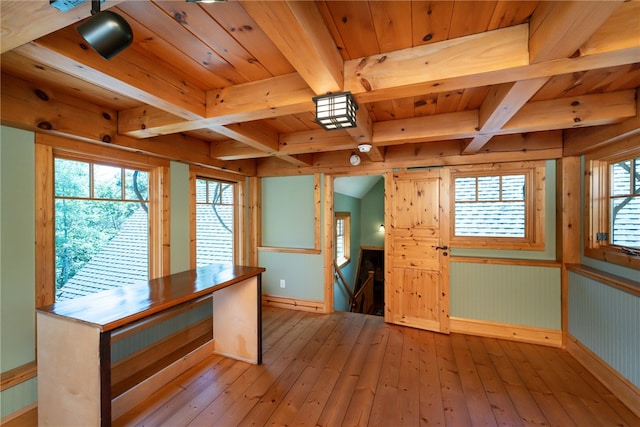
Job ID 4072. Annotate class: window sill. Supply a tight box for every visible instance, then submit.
[584,246,640,271]
[336,257,350,268]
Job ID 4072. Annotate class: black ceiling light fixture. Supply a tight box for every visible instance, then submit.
[76,0,133,60]
[313,92,358,131]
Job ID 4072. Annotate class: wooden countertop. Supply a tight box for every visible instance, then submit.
[36,264,265,332]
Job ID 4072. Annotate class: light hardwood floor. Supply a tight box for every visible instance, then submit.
[7,306,640,426]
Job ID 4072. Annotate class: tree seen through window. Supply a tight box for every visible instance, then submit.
[54,158,149,301]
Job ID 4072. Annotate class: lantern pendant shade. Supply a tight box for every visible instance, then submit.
[313,92,358,130]
[77,10,133,60]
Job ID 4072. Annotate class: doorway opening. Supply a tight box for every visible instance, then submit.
[333,175,384,315]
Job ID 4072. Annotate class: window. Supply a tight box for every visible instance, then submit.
[35,137,168,307]
[585,146,640,269]
[194,177,236,267]
[335,212,351,266]
[450,161,545,250]
[609,158,640,247]
[54,158,150,301]
[190,166,245,269]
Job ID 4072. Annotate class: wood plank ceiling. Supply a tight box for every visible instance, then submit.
[1,1,639,175]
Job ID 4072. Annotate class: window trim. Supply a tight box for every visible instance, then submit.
[335,211,351,267]
[449,161,546,250]
[189,166,246,269]
[584,143,640,269]
[35,134,169,307]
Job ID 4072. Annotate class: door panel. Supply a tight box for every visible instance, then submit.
[385,169,450,333]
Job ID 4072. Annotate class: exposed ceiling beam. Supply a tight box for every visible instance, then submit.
[528,1,623,64]
[346,103,374,145]
[363,145,385,163]
[206,91,637,159]
[213,123,279,154]
[345,14,639,104]
[256,133,563,177]
[118,73,315,137]
[462,77,550,154]
[280,129,356,154]
[500,90,636,134]
[463,2,624,155]
[564,90,640,156]
[346,24,529,99]
[210,141,271,161]
[74,14,639,145]
[274,153,314,167]
[1,72,251,174]
[238,0,344,95]
[0,0,126,53]
[373,111,479,146]
[15,38,206,120]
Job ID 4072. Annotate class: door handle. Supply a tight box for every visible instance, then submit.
[435,245,448,250]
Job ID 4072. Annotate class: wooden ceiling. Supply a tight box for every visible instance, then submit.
[1,1,639,175]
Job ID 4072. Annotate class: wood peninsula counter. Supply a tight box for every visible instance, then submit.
[36,264,265,427]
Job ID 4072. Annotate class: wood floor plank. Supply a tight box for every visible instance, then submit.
[417,330,446,426]
[259,312,367,426]
[296,315,385,426]
[498,339,576,427]
[142,357,248,426]
[484,338,549,426]
[450,334,498,426]
[368,324,404,427]
[334,321,392,426]
[434,333,473,426]
[510,340,600,426]
[112,353,228,426]
[19,307,640,427]
[463,335,523,427]
[188,312,330,425]
[556,347,640,427]
[525,342,631,427]
[396,327,421,427]
[235,313,343,425]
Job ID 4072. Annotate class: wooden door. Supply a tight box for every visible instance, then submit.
[385,169,450,333]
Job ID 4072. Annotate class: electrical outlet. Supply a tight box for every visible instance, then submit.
[279,279,286,288]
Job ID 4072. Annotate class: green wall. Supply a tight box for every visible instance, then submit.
[569,272,639,388]
[334,192,361,311]
[449,160,561,330]
[0,126,37,418]
[0,130,201,419]
[262,175,315,248]
[259,175,323,300]
[451,263,561,328]
[170,161,190,273]
[360,177,385,248]
[568,156,639,389]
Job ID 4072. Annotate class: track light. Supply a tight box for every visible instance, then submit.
[77,0,133,60]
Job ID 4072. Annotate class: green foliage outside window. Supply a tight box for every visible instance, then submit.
[54,158,149,291]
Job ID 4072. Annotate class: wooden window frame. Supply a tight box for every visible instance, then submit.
[584,143,640,270]
[189,166,246,269]
[449,161,546,250]
[35,134,170,307]
[335,212,351,267]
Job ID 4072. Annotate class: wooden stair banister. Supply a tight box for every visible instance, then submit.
[353,271,375,314]
[333,260,358,311]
